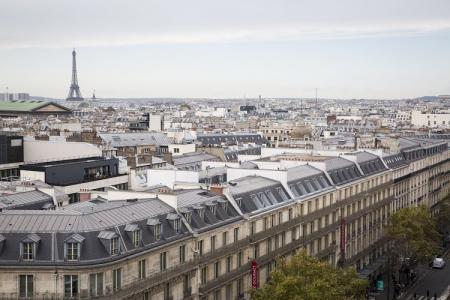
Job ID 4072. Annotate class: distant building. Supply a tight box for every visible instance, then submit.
[0,100,71,117]
[0,93,30,101]
[20,156,128,204]
[0,135,23,164]
[129,112,164,131]
[411,110,450,128]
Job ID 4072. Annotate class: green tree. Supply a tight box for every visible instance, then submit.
[386,205,441,264]
[251,251,367,300]
[436,194,450,234]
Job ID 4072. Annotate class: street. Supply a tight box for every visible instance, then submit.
[401,258,450,300]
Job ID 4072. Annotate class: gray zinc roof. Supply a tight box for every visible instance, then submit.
[0,190,54,210]
[99,132,171,147]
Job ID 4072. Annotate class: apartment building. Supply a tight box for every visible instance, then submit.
[0,137,448,300]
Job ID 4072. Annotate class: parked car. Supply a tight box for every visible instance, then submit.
[432,257,446,269]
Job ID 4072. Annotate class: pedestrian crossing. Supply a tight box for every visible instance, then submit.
[404,295,443,300]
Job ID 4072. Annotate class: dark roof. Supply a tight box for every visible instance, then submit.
[197,133,265,146]
[0,198,190,266]
[325,157,363,185]
[287,165,333,198]
[175,190,241,232]
[353,152,387,176]
[173,152,219,170]
[229,176,292,214]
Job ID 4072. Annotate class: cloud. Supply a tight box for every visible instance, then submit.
[2,20,450,49]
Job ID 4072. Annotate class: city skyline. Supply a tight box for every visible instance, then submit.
[1,0,450,99]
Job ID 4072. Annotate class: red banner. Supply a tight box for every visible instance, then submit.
[340,218,346,259]
[251,260,258,288]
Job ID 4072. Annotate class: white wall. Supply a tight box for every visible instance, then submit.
[146,169,199,189]
[24,140,101,162]
[411,111,450,128]
[20,170,45,182]
[169,144,196,156]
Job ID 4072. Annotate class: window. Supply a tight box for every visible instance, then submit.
[222,231,228,246]
[214,261,220,278]
[174,148,180,153]
[132,230,141,247]
[154,224,162,240]
[211,235,216,251]
[66,242,79,261]
[271,214,276,227]
[237,251,243,267]
[19,275,33,298]
[111,237,119,255]
[198,240,204,256]
[179,244,186,263]
[278,211,283,224]
[64,275,78,298]
[173,219,181,233]
[160,252,167,271]
[253,243,259,258]
[234,228,239,242]
[89,273,103,297]
[112,268,122,291]
[138,259,146,279]
[226,256,233,272]
[250,221,256,235]
[288,208,293,220]
[214,290,221,300]
[22,242,34,260]
[201,266,208,284]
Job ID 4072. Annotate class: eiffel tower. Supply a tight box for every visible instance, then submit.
[66,49,84,101]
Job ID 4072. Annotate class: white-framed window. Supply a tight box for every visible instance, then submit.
[112,268,122,291]
[111,237,119,255]
[132,230,141,247]
[22,242,34,260]
[66,242,79,261]
[154,224,162,240]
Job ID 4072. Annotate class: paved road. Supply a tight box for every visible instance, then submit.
[401,262,450,300]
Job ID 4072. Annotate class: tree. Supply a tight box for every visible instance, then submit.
[251,251,367,300]
[436,193,450,235]
[386,205,441,264]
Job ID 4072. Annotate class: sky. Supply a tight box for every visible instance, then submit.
[1,0,450,99]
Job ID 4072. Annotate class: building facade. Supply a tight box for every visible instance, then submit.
[0,138,449,300]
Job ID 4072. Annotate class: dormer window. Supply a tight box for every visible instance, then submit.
[132,230,141,247]
[111,237,119,255]
[217,199,228,213]
[20,234,40,261]
[97,231,120,256]
[22,242,34,260]
[147,218,162,240]
[179,208,192,223]
[125,224,141,248]
[167,213,181,234]
[193,205,205,220]
[206,201,217,215]
[67,242,79,261]
[65,234,84,261]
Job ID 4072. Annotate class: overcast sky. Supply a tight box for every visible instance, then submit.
[1,0,450,99]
